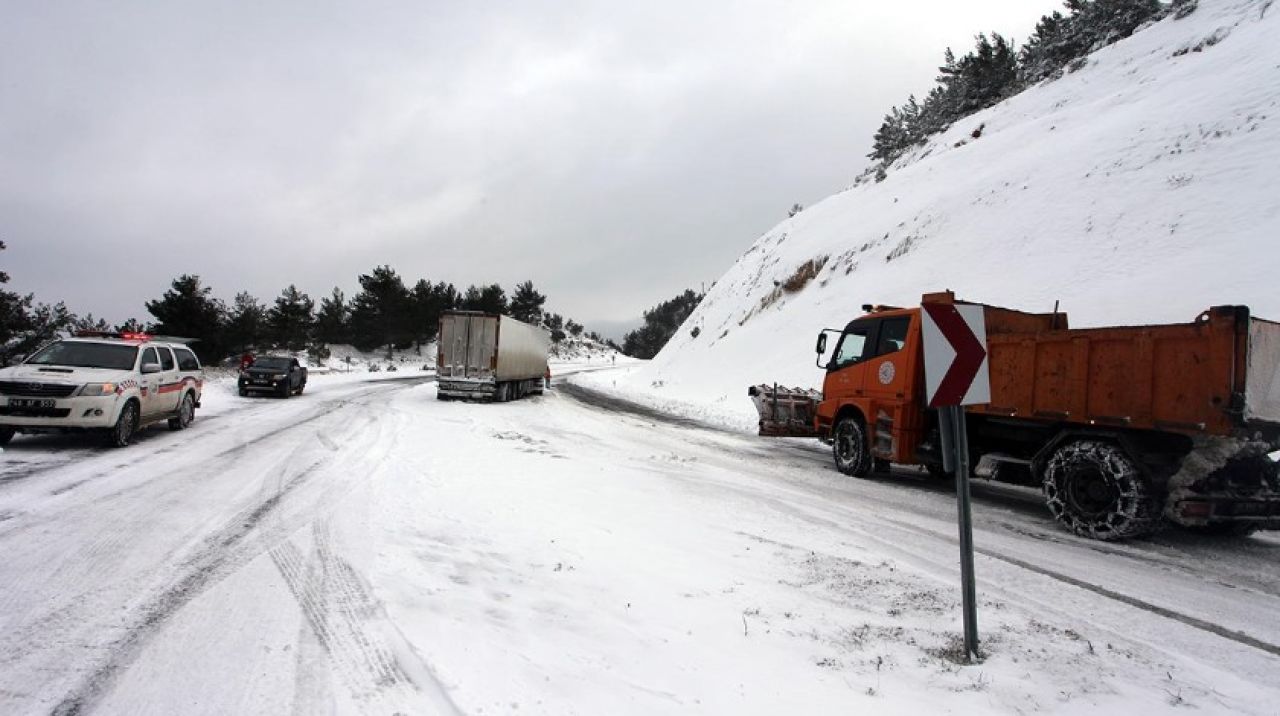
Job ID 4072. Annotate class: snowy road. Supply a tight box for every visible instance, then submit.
[1,371,1278,714]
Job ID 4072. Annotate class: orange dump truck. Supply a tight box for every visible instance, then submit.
[750,291,1280,540]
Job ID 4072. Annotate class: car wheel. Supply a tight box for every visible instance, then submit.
[832,416,872,477]
[107,401,139,448]
[278,381,290,399]
[295,381,305,396]
[0,426,15,446]
[168,393,196,431]
[238,386,248,397]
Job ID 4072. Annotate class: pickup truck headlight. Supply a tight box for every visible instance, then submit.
[78,383,119,397]
[272,373,286,380]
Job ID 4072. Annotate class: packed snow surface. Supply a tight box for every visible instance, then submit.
[1,373,1278,714]
[632,0,1280,422]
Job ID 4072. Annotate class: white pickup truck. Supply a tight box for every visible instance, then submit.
[0,332,204,447]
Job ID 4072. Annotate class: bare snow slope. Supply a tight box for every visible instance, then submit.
[640,0,1280,420]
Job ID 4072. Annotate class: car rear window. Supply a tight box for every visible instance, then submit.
[175,348,200,371]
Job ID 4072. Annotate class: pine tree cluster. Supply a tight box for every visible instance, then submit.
[868,0,1166,174]
[621,289,704,360]
[0,249,608,365]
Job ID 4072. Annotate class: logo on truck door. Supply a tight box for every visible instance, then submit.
[878,361,896,385]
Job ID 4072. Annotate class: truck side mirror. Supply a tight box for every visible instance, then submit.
[816,333,827,354]
[141,362,162,374]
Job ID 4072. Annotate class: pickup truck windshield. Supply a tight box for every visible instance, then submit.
[252,357,292,370]
[27,342,139,370]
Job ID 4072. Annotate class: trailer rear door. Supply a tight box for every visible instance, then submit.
[440,313,498,380]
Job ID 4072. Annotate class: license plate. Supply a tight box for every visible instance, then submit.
[255,379,271,385]
[8,398,55,409]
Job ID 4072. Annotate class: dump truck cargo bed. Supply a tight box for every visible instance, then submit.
[974,306,1280,442]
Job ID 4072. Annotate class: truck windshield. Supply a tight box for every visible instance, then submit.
[26,342,139,370]
[253,357,292,369]
[830,326,871,369]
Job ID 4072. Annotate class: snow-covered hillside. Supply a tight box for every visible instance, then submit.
[626,0,1280,424]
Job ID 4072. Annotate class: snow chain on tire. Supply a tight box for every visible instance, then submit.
[1041,440,1159,540]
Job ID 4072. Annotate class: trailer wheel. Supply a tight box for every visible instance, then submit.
[1042,440,1158,540]
[832,417,872,478]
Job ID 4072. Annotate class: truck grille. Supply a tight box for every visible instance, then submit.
[0,381,77,398]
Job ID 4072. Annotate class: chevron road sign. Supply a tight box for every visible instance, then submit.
[921,302,990,408]
[921,297,989,662]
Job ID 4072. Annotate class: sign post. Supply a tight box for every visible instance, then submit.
[921,297,990,662]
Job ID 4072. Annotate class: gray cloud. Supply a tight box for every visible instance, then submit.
[1,0,1062,331]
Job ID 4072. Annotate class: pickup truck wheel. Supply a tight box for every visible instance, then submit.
[832,417,872,478]
[168,393,195,431]
[1042,440,1158,540]
[107,401,139,448]
[294,381,305,396]
[0,427,14,445]
[278,381,291,399]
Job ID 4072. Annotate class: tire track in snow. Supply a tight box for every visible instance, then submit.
[269,520,458,715]
[48,455,328,716]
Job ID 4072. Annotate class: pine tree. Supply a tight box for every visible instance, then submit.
[145,275,228,361]
[226,292,267,353]
[462,284,507,315]
[314,287,349,345]
[0,240,35,364]
[73,314,112,333]
[508,280,547,324]
[349,266,413,351]
[115,318,145,334]
[621,289,703,359]
[267,285,315,351]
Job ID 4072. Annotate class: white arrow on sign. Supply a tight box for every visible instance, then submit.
[921,302,991,408]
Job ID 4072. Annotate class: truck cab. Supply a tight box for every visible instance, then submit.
[816,307,927,468]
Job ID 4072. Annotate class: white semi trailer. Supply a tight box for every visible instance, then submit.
[437,310,551,401]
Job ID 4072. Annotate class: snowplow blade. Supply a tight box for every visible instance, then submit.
[748,384,824,438]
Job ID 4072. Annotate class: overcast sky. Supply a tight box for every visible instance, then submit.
[1,1,1062,337]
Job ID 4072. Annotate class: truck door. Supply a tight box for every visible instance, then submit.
[860,315,917,461]
[824,321,874,401]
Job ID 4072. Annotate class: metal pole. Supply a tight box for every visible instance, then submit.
[951,405,979,661]
[937,406,956,474]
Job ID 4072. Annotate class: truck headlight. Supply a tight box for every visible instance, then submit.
[78,383,118,396]
[273,373,286,380]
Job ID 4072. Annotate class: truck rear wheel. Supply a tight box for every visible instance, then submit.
[0,426,14,445]
[1042,440,1158,540]
[832,417,872,478]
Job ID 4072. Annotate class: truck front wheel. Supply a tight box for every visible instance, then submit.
[832,417,872,478]
[1042,440,1158,540]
